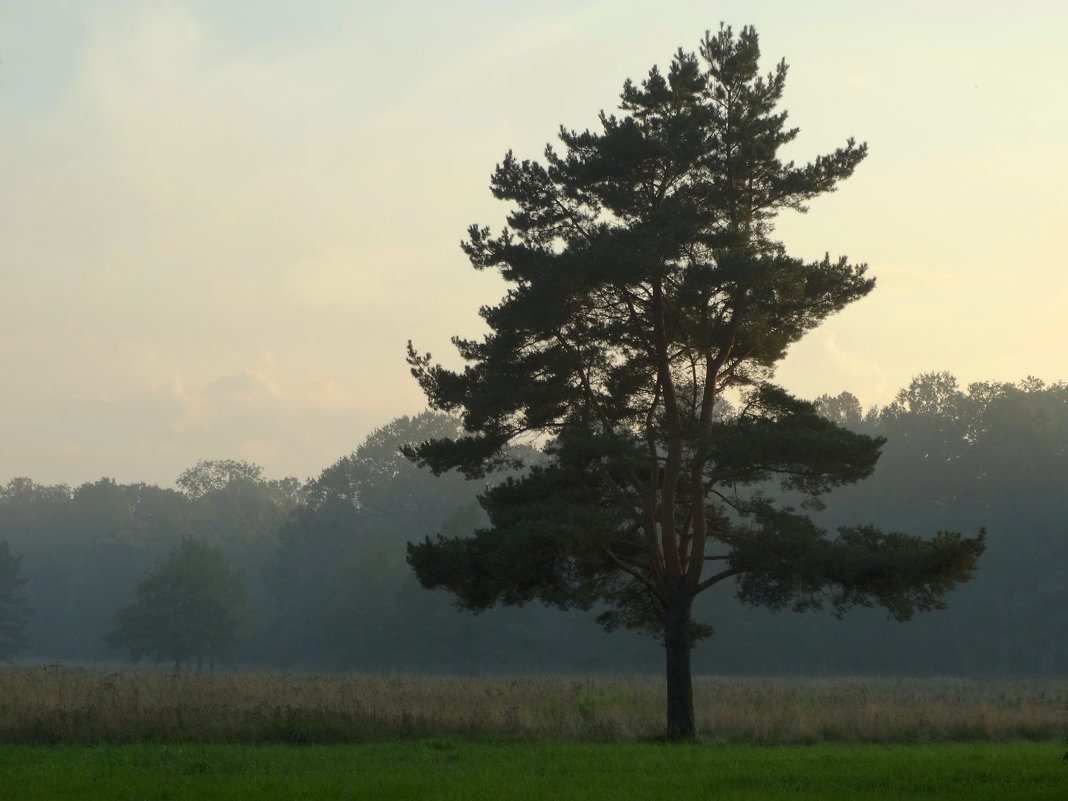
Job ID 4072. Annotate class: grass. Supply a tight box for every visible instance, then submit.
[3,670,1064,799]
[1,667,1065,743]
[1,741,1065,801]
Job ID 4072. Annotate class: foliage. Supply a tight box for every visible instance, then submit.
[177,460,267,499]
[0,540,30,661]
[0,463,294,662]
[803,373,1068,674]
[269,412,485,668]
[177,459,302,505]
[304,412,476,521]
[404,25,984,736]
[1,373,1067,674]
[106,539,246,670]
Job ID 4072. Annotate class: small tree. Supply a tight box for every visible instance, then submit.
[106,538,245,670]
[0,540,30,662]
[404,25,984,738]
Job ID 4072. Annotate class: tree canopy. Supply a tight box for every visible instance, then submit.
[270,411,487,668]
[405,25,984,737]
[0,380,1063,676]
[106,538,246,670]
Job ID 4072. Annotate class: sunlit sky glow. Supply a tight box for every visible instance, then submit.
[2,0,1065,486]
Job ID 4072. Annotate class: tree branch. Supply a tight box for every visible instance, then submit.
[695,566,743,594]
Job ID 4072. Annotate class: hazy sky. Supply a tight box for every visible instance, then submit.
[2,0,1066,487]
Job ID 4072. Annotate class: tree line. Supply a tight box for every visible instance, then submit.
[0,374,1064,674]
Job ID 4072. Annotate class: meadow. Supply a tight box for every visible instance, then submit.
[1,667,1065,743]
[1,741,1065,801]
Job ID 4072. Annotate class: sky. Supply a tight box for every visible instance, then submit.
[1,0,1066,488]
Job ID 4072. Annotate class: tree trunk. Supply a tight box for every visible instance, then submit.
[664,592,696,739]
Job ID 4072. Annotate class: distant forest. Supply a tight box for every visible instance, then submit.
[1,372,1064,675]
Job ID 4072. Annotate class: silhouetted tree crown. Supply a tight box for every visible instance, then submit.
[404,25,984,738]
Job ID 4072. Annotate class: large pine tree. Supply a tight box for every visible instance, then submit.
[405,25,984,738]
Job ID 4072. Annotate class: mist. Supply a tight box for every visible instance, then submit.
[1,375,1063,675]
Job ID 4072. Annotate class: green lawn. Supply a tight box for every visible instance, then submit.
[0,741,1063,801]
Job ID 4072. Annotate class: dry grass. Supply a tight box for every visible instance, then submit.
[1,667,1065,744]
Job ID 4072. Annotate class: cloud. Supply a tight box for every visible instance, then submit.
[821,333,890,399]
[0,355,397,488]
[777,327,892,412]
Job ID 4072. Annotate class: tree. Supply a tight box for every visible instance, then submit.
[404,25,984,738]
[306,412,478,521]
[176,458,302,503]
[0,477,199,661]
[0,540,30,661]
[814,391,865,428]
[106,538,246,670]
[174,459,303,661]
[268,412,485,668]
[177,459,267,499]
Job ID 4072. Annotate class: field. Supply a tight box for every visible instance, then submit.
[1,667,1065,743]
[1,669,1064,799]
[1,741,1066,801]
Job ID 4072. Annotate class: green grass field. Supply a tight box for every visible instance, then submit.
[2,670,1065,799]
[1,741,1064,801]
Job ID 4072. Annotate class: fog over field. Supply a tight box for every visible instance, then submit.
[2,379,1066,677]
[3,0,1067,488]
